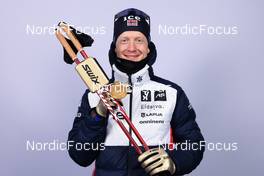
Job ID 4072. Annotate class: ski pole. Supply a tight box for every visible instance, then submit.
[56,22,149,154]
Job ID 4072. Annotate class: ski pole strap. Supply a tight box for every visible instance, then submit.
[55,29,80,64]
[58,22,89,59]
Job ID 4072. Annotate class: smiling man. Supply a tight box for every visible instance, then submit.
[68,8,204,176]
[115,31,150,62]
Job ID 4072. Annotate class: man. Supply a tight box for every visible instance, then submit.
[68,8,204,176]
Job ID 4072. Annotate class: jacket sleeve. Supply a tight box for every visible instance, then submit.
[168,88,205,175]
[67,89,107,167]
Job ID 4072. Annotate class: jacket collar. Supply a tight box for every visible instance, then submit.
[112,64,151,85]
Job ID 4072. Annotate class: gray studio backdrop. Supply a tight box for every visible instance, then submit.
[1,0,263,175]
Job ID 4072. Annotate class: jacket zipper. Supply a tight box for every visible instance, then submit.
[127,75,133,176]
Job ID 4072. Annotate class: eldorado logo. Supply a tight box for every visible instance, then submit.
[82,64,100,84]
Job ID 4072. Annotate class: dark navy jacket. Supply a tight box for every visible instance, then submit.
[68,64,204,176]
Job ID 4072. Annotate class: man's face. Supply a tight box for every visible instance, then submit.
[115,31,150,62]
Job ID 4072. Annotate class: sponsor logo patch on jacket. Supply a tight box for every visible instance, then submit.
[141,90,151,101]
[141,112,163,118]
[154,90,167,101]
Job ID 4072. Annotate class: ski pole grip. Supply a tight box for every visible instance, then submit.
[58,22,83,52]
[55,30,77,61]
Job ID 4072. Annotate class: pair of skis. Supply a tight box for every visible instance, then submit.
[55,22,149,154]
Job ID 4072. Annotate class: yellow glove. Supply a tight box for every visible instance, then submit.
[138,148,176,176]
[95,100,109,117]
